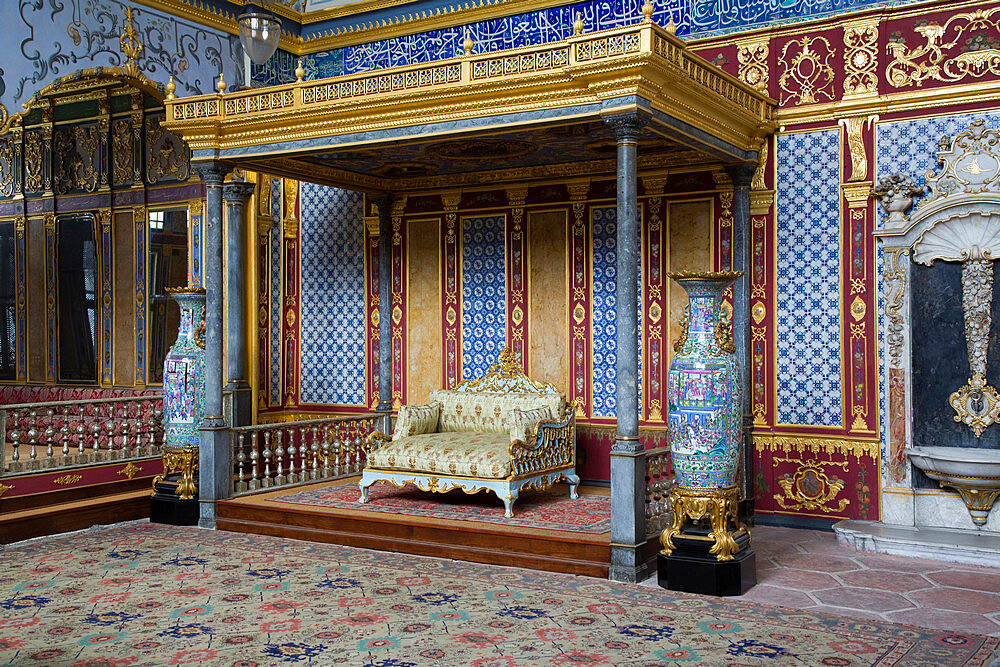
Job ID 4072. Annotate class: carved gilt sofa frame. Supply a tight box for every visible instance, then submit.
[360,349,581,517]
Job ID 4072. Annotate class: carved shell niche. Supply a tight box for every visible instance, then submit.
[912,207,1000,265]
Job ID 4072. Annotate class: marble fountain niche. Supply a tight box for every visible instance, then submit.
[835,119,1000,566]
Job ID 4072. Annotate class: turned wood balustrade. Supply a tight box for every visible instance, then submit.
[1,396,163,475]
[230,414,379,496]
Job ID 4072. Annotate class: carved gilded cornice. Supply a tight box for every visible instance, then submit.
[753,432,879,460]
[166,21,775,194]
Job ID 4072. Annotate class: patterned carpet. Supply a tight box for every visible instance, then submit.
[1,524,997,666]
[268,481,611,533]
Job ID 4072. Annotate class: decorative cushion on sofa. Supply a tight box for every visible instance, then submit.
[430,389,565,434]
[392,402,441,439]
[509,407,553,443]
[367,432,512,478]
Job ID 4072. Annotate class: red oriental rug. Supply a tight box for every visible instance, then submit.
[1,523,997,666]
[266,480,612,534]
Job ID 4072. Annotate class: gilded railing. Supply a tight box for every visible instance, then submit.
[645,446,675,537]
[230,414,379,496]
[0,396,164,476]
[165,20,772,148]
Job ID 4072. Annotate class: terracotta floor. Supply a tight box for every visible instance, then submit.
[644,524,1000,637]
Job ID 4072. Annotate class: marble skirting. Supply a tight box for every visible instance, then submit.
[834,520,1000,568]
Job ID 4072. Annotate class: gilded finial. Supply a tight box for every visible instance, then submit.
[461,30,474,55]
[120,6,145,79]
[295,59,305,82]
[664,13,677,34]
[573,11,584,35]
[165,75,176,100]
[642,0,655,21]
[216,72,226,94]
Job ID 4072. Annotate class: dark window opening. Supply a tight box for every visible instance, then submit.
[149,208,189,384]
[57,214,98,383]
[0,221,14,380]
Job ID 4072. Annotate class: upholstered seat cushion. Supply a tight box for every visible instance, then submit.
[366,432,512,479]
[430,389,565,434]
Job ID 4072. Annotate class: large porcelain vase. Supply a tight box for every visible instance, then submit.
[667,272,743,488]
[162,287,206,449]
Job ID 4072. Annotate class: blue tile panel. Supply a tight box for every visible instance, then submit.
[269,178,283,406]
[461,215,507,381]
[774,130,843,427]
[301,0,924,80]
[591,206,643,420]
[299,183,367,406]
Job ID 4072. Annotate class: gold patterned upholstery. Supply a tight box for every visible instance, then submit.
[391,402,441,439]
[361,348,580,517]
[367,432,512,478]
[430,390,564,435]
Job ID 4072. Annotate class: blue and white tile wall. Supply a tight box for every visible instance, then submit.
[299,0,925,80]
[299,183,367,406]
[774,130,843,427]
[461,215,507,381]
[269,178,283,406]
[590,206,642,420]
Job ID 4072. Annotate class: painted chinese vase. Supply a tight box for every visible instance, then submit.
[667,272,743,488]
[162,287,206,449]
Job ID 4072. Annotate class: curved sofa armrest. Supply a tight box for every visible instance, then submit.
[509,412,575,477]
[366,430,393,453]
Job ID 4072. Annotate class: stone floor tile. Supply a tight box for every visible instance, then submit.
[800,605,890,623]
[927,570,1000,593]
[885,608,1000,637]
[770,552,862,573]
[735,583,816,609]
[813,586,915,613]
[852,553,957,573]
[755,567,840,592]
[907,587,1000,614]
[835,569,933,592]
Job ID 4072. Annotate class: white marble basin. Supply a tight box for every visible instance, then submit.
[908,446,1000,484]
[908,446,1000,527]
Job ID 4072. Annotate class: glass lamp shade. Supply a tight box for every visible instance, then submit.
[238,11,281,64]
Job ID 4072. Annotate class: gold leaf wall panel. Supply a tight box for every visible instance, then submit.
[528,210,569,395]
[406,218,442,405]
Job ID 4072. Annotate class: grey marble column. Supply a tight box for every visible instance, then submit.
[223,181,256,428]
[193,160,231,529]
[373,196,393,434]
[605,112,648,583]
[726,163,756,517]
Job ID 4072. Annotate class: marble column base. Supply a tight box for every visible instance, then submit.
[224,384,253,428]
[834,519,1000,568]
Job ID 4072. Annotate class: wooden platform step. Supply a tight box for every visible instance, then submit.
[217,485,611,578]
[1,488,151,544]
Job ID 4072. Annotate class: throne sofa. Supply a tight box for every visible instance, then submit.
[360,348,581,517]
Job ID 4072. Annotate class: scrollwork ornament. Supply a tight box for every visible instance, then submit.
[778,36,835,105]
[886,7,1000,89]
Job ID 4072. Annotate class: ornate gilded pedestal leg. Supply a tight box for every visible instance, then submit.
[660,485,750,562]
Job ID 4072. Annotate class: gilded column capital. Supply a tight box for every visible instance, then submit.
[283,218,299,239]
[749,190,775,216]
[839,115,878,183]
[391,196,407,217]
[506,186,529,208]
[223,181,255,205]
[567,181,590,201]
[442,192,462,211]
[641,175,668,195]
[842,182,873,206]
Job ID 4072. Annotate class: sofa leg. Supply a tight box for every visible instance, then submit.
[503,491,517,518]
[359,482,372,504]
[566,473,581,500]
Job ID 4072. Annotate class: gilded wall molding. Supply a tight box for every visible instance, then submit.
[753,433,879,460]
